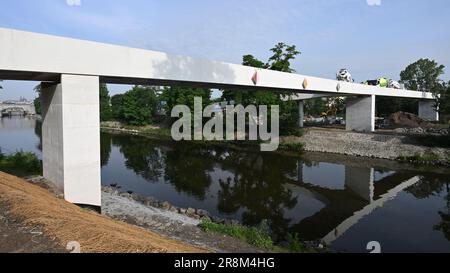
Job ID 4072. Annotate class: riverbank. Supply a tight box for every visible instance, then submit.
[0,171,205,253]
[286,127,449,166]
[0,171,315,253]
[101,121,450,166]
[102,187,278,253]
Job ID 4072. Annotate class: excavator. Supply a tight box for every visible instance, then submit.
[321,97,345,124]
[322,109,337,124]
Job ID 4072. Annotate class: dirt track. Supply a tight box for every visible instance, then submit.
[0,172,206,253]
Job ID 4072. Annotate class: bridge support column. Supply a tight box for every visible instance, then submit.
[418,100,439,122]
[298,100,304,128]
[346,95,375,132]
[41,74,101,207]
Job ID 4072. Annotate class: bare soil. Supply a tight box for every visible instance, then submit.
[0,171,206,253]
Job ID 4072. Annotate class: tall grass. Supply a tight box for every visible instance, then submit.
[199,220,273,249]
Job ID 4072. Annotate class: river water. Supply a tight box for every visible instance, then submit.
[1,116,450,253]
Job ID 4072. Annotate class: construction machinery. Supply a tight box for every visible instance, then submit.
[322,97,345,124]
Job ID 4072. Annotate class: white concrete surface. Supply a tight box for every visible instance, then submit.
[346,95,375,132]
[41,74,101,207]
[0,28,435,99]
[418,100,439,121]
[282,93,332,101]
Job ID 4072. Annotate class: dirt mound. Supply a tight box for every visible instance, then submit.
[0,172,206,253]
[388,112,435,128]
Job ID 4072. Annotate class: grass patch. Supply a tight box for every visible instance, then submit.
[397,154,441,164]
[278,142,304,152]
[281,128,304,137]
[199,220,273,249]
[0,150,42,177]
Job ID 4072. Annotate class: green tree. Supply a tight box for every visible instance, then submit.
[100,83,112,122]
[222,42,301,134]
[120,85,159,126]
[376,96,417,117]
[400,58,445,112]
[376,59,446,117]
[34,84,42,115]
[161,86,211,115]
[432,81,450,118]
[267,42,300,73]
[111,94,124,120]
[304,98,326,116]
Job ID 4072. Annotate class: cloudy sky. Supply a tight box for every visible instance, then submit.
[1,0,450,100]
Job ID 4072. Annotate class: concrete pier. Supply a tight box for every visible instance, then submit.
[298,100,304,128]
[418,100,439,121]
[345,95,375,132]
[41,74,101,207]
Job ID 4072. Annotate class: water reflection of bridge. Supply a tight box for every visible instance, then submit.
[285,163,420,243]
[100,133,439,244]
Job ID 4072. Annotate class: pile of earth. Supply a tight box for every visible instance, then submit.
[386,112,449,136]
[388,112,437,128]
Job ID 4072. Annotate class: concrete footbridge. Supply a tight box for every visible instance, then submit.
[0,28,439,207]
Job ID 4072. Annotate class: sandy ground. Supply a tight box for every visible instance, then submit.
[0,171,205,253]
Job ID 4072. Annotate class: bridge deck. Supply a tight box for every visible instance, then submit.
[0,28,433,100]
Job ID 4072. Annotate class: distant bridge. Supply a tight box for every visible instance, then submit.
[0,103,36,117]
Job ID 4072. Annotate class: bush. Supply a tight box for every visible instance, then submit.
[0,150,42,177]
[279,142,304,152]
[287,233,305,253]
[199,220,273,249]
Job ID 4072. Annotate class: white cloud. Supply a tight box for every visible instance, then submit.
[367,0,382,6]
[66,0,81,6]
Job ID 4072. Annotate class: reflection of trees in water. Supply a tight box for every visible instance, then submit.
[100,133,112,167]
[215,150,299,240]
[406,174,450,241]
[34,119,42,152]
[434,181,450,241]
[111,135,164,181]
[163,144,215,200]
[103,132,450,243]
[406,175,446,199]
[109,135,215,200]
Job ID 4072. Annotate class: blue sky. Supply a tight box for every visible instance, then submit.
[1,0,450,100]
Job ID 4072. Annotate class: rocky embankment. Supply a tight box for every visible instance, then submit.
[282,128,450,165]
[102,187,270,253]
